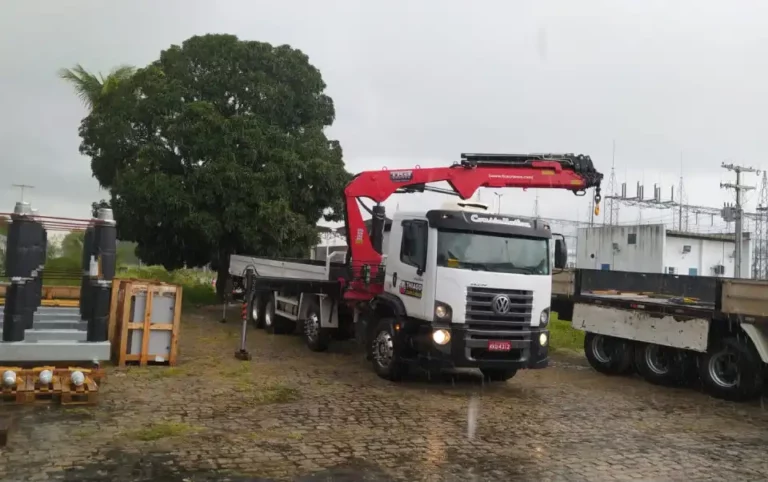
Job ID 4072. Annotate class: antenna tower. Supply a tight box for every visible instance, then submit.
[604,140,620,225]
[754,172,768,279]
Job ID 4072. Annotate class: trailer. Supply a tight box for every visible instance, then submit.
[552,268,768,401]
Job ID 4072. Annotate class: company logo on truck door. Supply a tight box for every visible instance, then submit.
[389,170,414,182]
[399,280,423,298]
[469,213,532,227]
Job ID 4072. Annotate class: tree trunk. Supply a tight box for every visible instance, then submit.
[215,247,231,301]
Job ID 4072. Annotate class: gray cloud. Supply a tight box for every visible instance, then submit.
[1,0,766,233]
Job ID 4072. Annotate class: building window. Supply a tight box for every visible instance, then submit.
[667,267,676,275]
[627,233,637,245]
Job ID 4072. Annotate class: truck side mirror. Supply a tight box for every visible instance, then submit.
[554,235,567,269]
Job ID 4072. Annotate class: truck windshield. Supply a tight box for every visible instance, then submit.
[436,230,550,275]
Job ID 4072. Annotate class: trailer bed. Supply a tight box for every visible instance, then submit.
[554,269,768,320]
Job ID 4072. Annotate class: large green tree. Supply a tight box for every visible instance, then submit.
[76,34,350,296]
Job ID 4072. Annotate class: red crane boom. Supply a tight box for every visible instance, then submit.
[342,153,604,301]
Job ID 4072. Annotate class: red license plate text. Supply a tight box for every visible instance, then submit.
[487,341,512,352]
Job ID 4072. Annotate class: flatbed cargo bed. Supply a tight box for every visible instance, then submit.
[553,269,768,320]
[229,254,347,281]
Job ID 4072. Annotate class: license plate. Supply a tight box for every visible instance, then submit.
[487,341,512,352]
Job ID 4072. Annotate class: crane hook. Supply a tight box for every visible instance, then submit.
[593,187,602,216]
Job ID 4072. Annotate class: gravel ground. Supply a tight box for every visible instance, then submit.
[1,305,767,481]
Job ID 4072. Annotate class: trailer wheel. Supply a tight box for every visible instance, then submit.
[303,298,331,352]
[480,368,518,382]
[698,337,764,401]
[248,293,266,329]
[584,332,634,375]
[369,317,406,381]
[634,343,687,386]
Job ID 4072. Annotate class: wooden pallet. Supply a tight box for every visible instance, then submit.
[0,366,100,405]
[60,376,99,406]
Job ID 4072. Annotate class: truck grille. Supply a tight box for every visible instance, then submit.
[465,287,533,329]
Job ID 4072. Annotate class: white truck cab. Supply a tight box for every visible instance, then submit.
[362,205,566,380]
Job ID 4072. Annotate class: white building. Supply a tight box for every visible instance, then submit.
[576,224,752,278]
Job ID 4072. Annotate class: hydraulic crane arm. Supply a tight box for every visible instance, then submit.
[342,153,603,300]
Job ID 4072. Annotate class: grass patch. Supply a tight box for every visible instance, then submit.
[549,313,585,353]
[125,422,197,441]
[126,366,191,379]
[71,427,99,439]
[251,430,304,441]
[236,383,301,405]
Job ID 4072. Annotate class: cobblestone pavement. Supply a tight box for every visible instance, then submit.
[2,306,768,481]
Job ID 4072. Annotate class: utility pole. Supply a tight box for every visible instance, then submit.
[533,191,540,219]
[11,184,34,203]
[678,153,684,231]
[721,162,758,278]
[604,140,619,225]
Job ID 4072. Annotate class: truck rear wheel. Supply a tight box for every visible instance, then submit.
[303,298,331,352]
[698,337,764,401]
[634,342,687,386]
[263,298,292,335]
[248,293,266,329]
[584,332,634,375]
[369,318,406,381]
[480,368,518,382]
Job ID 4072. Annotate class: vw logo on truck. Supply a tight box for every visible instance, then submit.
[492,295,512,314]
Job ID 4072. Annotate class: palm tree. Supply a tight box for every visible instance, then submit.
[58,63,136,109]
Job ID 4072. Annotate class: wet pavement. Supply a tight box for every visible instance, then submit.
[1,306,768,481]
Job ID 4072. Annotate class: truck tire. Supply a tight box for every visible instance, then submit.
[248,293,266,329]
[303,298,331,352]
[369,317,406,381]
[262,298,290,335]
[633,342,687,386]
[698,337,764,401]
[480,368,518,382]
[584,332,634,375]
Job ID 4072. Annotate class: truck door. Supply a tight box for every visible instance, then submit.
[386,219,430,320]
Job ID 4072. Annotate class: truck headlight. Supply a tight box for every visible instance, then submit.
[434,301,452,321]
[432,329,451,345]
[539,332,548,346]
[539,309,550,327]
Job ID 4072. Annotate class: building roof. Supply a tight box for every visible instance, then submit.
[666,230,750,242]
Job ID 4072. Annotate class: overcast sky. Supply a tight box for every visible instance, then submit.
[1,0,767,233]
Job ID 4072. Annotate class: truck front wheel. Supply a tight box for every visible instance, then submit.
[584,332,634,375]
[369,318,406,381]
[303,298,331,352]
[633,342,688,386]
[698,337,764,401]
[480,368,518,382]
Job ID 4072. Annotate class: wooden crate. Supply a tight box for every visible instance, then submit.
[110,280,182,367]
